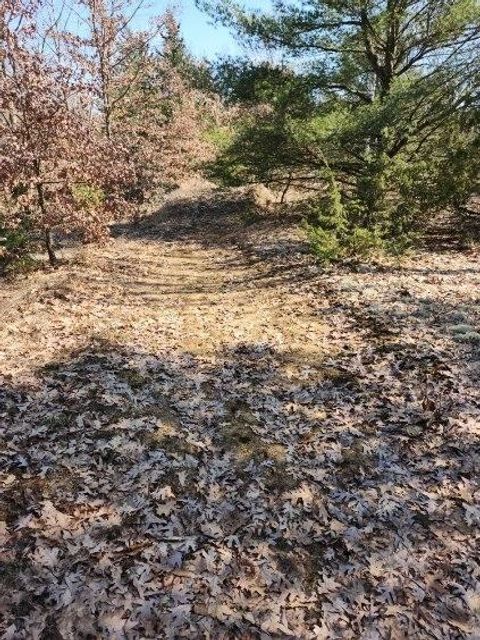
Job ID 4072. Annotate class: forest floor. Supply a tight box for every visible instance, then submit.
[1,186,480,639]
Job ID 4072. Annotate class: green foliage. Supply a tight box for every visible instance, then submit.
[2,252,39,276]
[200,0,480,259]
[72,184,105,211]
[307,225,342,263]
[0,225,29,253]
[0,220,37,275]
[307,221,386,264]
[204,124,234,152]
[346,227,384,259]
[162,19,215,93]
[304,174,414,263]
[213,59,316,116]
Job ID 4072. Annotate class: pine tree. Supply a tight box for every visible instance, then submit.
[201,0,480,243]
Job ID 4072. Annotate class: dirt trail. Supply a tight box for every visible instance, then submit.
[1,190,479,639]
[1,190,333,379]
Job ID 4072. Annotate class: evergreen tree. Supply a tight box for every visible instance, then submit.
[201,0,480,253]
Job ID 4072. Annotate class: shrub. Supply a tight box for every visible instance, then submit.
[0,228,38,276]
[346,227,383,259]
[203,0,480,250]
[72,185,105,211]
[307,225,342,264]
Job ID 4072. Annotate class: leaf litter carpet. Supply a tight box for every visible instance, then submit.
[1,193,480,639]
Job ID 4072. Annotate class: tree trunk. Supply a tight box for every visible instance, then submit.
[280,173,292,204]
[35,179,57,266]
[44,228,57,267]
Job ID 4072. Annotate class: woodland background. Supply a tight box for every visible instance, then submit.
[0,0,479,269]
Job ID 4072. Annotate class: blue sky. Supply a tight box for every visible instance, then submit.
[133,0,269,60]
[49,0,270,61]
[176,1,241,59]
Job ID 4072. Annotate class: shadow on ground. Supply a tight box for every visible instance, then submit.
[110,191,318,291]
[1,333,479,638]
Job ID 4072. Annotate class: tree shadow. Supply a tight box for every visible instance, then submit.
[340,284,480,367]
[108,190,317,298]
[418,203,480,253]
[1,336,479,638]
